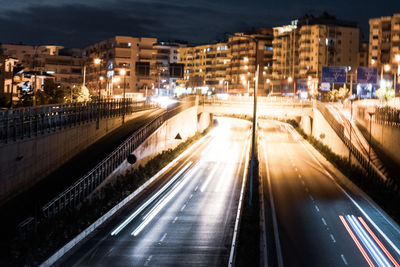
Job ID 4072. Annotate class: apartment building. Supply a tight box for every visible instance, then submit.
[152,41,186,95]
[0,56,18,104]
[369,14,400,75]
[178,42,230,93]
[84,36,157,98]
[359,43,369,67]
[0,44,83,87]
[272,14,360,93]
[227,28,273,95]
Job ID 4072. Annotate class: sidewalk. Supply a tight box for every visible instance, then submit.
[0,108,162,235]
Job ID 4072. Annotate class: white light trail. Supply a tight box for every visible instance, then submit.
[110,161,192,236]
[131,162,201,236]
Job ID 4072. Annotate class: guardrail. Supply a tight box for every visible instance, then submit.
[314,101,389,184]
[0,99,156,144]
[200,95,312,107]
[41,100,195,218]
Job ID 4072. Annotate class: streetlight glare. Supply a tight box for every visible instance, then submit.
[371,59,376,65]
[384,64,391,72]
[94,58,101,65]
[395,54,400,62]
[288,76,293,83]
[99,76,104,81]
[120,69,126,76]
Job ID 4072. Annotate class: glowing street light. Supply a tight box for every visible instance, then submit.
[384,64,391,72]
[288,76,293,83]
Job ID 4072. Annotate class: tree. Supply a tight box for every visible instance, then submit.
[36,79,68,105]
[375,85,395,103]
[70,85,91,103]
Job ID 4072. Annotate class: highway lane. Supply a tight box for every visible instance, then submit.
[259,119,400,267]
[56,117,251,267]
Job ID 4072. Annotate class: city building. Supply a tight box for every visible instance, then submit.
[227,28,274,95]
[0,44,83,88]
[359,43,369,67]
[272,13,360,95]
[83,36,157,98]
[152,41,186,96]
[178,42,230,94]
[0,56,18,105]
[369,14,400,82]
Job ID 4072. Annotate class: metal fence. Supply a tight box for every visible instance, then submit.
[200,95,313,107]
[357,105,400,127]
[315,102,391,186]
[41,100,195,218]
[0,99,156,143]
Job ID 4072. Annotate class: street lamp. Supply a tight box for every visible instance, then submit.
[120,69,126,123]
[94,58,102,129]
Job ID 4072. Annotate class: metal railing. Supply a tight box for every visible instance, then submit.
[315,101,389,184]
[200,96,313,107]
[0,99,156,143]
[41,100,195,218]
[357,105,400,128]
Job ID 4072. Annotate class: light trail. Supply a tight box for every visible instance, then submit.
[339,215,375,267]
[359,217,400,267]
[110,161,192,236]
[347,215,391,267]
[131,162,201,236]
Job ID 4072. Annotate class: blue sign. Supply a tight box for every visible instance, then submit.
[357,67,378,84]
[322,66,347,84]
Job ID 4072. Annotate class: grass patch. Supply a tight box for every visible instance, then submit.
[2,127,212,266]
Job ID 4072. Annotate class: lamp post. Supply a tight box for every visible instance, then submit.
[349,98,354,163]
[395,54,400,95]
[94,58,102,129]
[368,111,375,175]
[120,69,126,124]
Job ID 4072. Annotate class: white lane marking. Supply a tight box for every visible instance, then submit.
[295,167,298,172]
[322,218,327,226]
[194,185,199,192]
[228,132,251,267]
[287,122,400,256]
[262,142,284,267]
[131,164,200,236]
[309,195,314,201]
[172,216,178,224]
[330,234,336,243]
[180,204,186,211]
[315,205,320,212]
[111,162,192,236]
[298,174,302,179]
[341,254,348,265]
[160,233,167,242]
[189,194,193,199]
[144,255,153,266]
[201,161,221,192]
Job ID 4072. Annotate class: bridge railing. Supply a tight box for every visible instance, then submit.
[41,99,195,218]
[314,101,388,183]
[0,99,156,144]
[200,95,312,107]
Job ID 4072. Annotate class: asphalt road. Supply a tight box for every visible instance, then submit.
[259,119,400,267]
[56,117,251,267]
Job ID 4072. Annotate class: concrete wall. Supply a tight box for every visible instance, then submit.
[0,109,156,203]
[356,110,400,166]
[311,108,351,161]
[108,106,208,178]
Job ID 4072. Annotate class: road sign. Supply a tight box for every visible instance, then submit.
[322,66,347,84]
[357,67,378,84]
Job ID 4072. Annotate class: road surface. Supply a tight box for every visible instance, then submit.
[259,119,400,267]
[56,117,251,267]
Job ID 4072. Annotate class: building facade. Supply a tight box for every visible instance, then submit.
[178,42,230,93]
[272,14,360,94]
[0,44,83,88]
[84,36,157,98]
[369,14,400,79]
[227,29,274,95]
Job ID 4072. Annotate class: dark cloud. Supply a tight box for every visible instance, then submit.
[0,0,399,48]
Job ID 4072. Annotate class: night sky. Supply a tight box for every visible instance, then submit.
[0,0,398,48]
